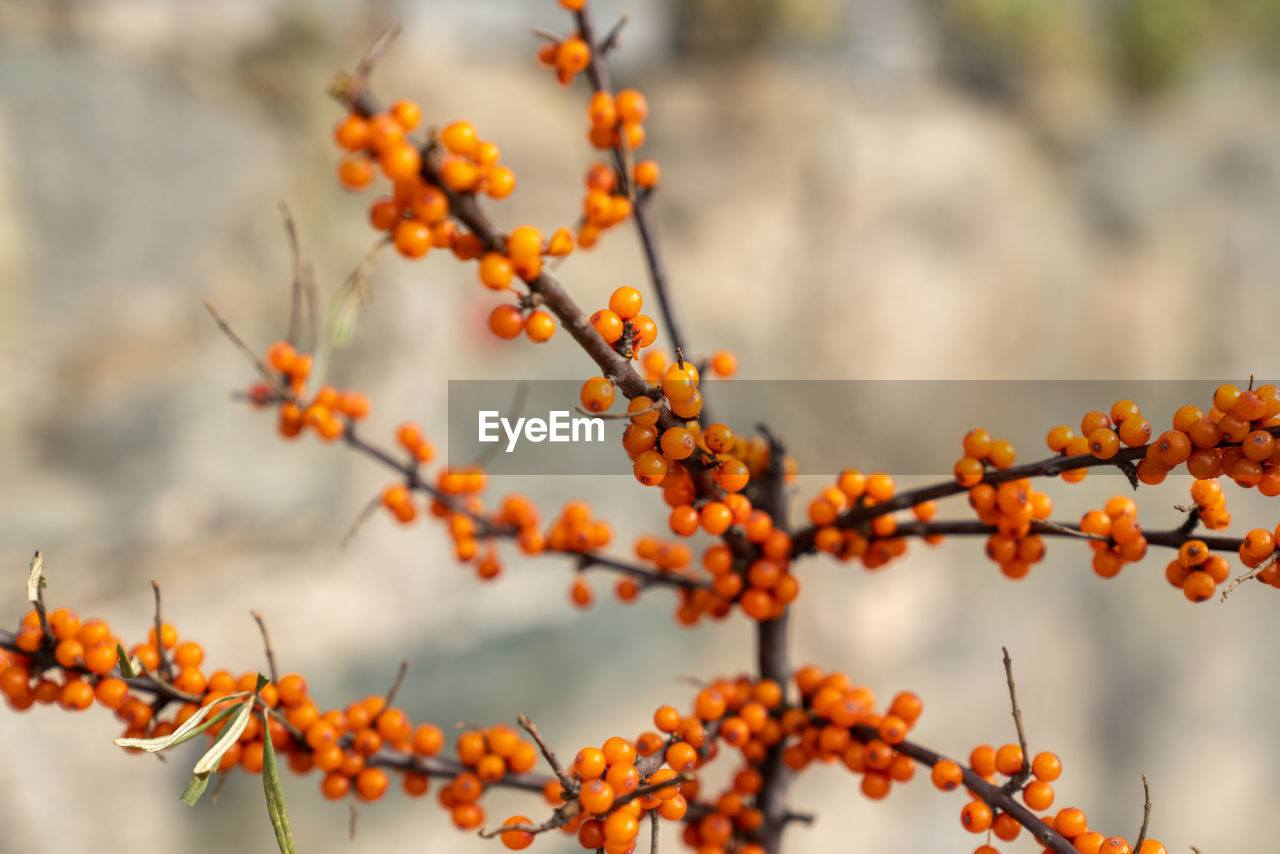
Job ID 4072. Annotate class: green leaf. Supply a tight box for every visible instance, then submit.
[192,697,254,776]
[260,709,297,854]
[326,279,363,348]
[114,692,250,753]
[179,697,255,807]
[180,775,210,807]
[115,643,137,679]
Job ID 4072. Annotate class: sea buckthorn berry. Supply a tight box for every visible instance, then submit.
[1183,571,1215,602]
[1081,410,1112,435]
[580,377,615,413]
[669,389,702,419]
[590,309,624,343]
[574,746,607,779]
[1243,429,1276,461]
[992,812,1021,841]
[1101,837,1132,854]
[1110,399,1140,423]
[524,310,555,342]
[355,767,389,802]
[333,113,370,150]
[634,159,660,188]
[633,451,668,486]
[1047,424,1074,452]
[954,456,984,487]
[338,154,374,190]
[987,439,1016,468]
[555,37,591,75]
[994,743,1023,775]
[655,705,681,732]
[931,759,963,791]
[485,165,516,199]
[393,219,431,258]
[969,744,996,777]
[587,91,617,129]
[608,286,643,320]
[1023,779,1055,810]
[440,120,477,156]
[1118,416,1151,447]
[579,778,615,813]
[1031,751,1062,781]
[960,800,993,832]
[695,688,727,720]
[1088,427,1120,459]
[662,362,699,404]
[1055,807,1088,838]
[666,740,698,771]
[615,89,649,124]
[478,252,514,290]
[700,502,733,535]
[1153,430,1192,466]
[500,815,534,851]
[378,141,422,181]
[962,428,993,459]
[660,427,696,460]
[489,304,526,339]
[709,350,738,378]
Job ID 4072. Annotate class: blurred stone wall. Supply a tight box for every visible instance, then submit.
[1,0,1278,851]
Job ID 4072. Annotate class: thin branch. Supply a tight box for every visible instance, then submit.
[517,713,575,791]
[850,724,1077,854]
[339,493,384,549]
[380,660,410,712]
[599,15,630,55]
[280,203,305,348]
[1134,774,1151,854]
[790,426,1280,556]
[150,581,174,682]
[249,611,280,685]
[1221,553,1276,600]
[202,300,293,400]
[649,807,659,854]
[1000,646,1031,793]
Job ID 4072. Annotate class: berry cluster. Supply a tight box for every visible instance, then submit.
[1,604,542,819]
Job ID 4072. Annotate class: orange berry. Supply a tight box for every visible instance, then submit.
[960,800,993,833]
[931,759,963,791]
[580,377,615,413]
[615,89,648,124]
[337,154,374,190]
[524,310,555,342]
[488,304,525,340]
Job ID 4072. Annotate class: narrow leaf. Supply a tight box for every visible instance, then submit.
[114,692,250,752]
[260,709,297,854]
[115,643,137,679]
[26,551,44,604]
[192,697,255,776]
[181,775,210,806]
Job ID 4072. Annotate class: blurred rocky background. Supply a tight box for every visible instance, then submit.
[1,0,1278,851]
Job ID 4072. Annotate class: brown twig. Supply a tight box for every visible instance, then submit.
[789,426,1280,556]
[249,611,280,685]
[850,725,1077,854]
[1000,646,1032,793]
[339,493,385,549]
[1134,774,1152,854]
[380,660,410,712]
[517,713,576,791]
[150,581,174,682]
[1221,552,1276,600]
